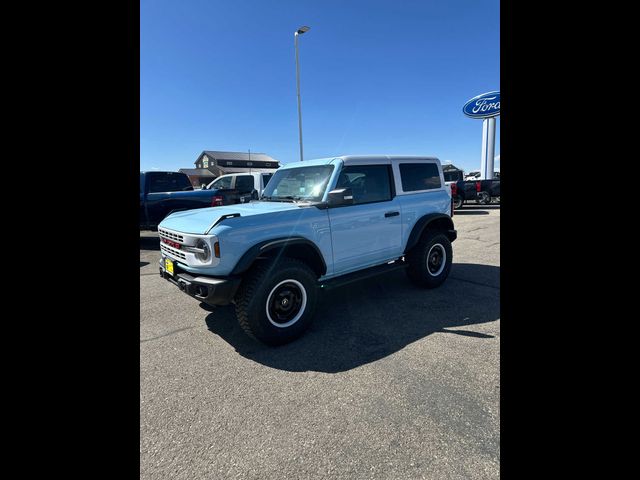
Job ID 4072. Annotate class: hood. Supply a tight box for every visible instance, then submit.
[158,201,302,234]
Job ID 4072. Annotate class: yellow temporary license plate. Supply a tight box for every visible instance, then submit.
[164,257,174,276]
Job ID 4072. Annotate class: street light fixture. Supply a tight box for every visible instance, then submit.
[294,25,310,161]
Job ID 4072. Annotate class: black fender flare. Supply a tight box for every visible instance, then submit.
[231,237,327,276]
[404,213,457,254]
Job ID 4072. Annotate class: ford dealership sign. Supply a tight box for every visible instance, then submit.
[463,91,500,118]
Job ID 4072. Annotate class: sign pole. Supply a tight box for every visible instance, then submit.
[480,117,496,180]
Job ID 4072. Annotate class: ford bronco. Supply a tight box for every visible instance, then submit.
[158,155,456,345]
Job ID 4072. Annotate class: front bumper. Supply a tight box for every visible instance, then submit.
[159,259,241,306]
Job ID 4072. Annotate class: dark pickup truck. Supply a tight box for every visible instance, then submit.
[444,170,500,209]
[140,171,241,230]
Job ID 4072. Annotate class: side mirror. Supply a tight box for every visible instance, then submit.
[327,188,354,206]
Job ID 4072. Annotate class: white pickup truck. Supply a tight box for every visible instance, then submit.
[205,171,276,205]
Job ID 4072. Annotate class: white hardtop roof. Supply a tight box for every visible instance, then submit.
[279,155,440,169]
[338,155,440,165]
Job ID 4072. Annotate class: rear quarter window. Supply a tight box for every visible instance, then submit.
[399,163,442,192]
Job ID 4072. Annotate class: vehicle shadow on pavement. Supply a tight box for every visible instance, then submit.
[460,205,500,210]
[453,210,490,215]
[140,236,160,251]
[204,263,499,373]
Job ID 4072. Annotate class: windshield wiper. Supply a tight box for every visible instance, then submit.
[260,195,289,202]
[261,195,301,202]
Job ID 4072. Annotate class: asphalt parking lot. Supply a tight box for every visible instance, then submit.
[140,204,500,479]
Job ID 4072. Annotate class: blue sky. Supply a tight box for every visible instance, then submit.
[141,0,499,173]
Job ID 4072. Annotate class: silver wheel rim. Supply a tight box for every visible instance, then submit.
[265,279,307,328]
[426,243,446,277]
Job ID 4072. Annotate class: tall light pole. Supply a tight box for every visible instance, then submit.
[294,25,310,161]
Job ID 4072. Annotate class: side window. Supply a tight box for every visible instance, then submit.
[235,175,255,193]
[262,173,273,187]
[335,165,392,204]
[444,171,462,182]
[148,173,193,193]
[399,163,441,192]
[211,176,233,189]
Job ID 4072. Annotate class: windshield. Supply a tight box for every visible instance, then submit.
[261,165,334,201]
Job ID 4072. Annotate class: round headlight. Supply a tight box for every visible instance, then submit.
[195,239,211,262]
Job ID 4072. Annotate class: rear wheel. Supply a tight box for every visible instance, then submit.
[234,258,318,345]
[406,231,453,288]
[476,191,491,205]
[453,196,463,209]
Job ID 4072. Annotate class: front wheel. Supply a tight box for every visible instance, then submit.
[405,231,453,288]
[234,258,318,345]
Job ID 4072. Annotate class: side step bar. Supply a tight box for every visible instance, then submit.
[319,259,407,291]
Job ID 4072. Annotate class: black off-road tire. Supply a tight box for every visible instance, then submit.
[405,230,453,288]
[476,191,491,205]
[453,196,464,209]
[234,257,318,345]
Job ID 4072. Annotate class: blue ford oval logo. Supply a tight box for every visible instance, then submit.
[463,91,500,118]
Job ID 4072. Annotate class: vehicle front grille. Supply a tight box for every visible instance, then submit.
[160,243,186,260]
[158,228,184,243]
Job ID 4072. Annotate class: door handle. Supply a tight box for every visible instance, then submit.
[385,211,400,218]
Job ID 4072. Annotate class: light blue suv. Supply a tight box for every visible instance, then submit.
[158,155,457,345]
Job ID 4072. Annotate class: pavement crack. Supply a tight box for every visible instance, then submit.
[140,326,198,343]
[449,276,500,290]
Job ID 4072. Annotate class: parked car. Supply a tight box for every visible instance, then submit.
[464,170,500,180]
[205,171,274,204]
[141,171,277,230]
[157,155,457,345]
[454,178,500,207]
[140,171,229,230]
[474,178,500,205]
[444,169,465,209]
